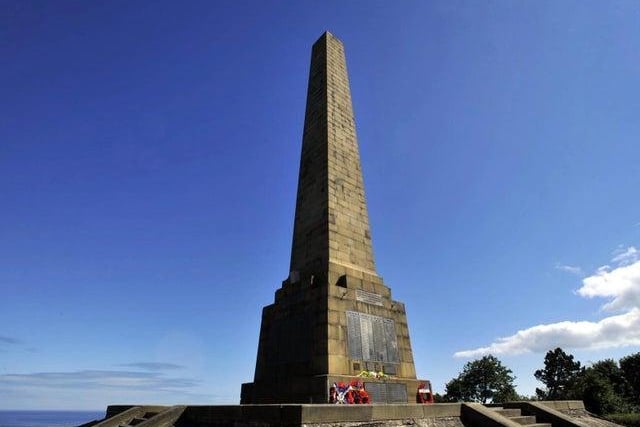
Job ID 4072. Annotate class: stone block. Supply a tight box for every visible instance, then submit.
[423,403,463,418]
[250,405,290,424]
[327,310,340,324]
[183,406,243,424]
[300,404,372,423]
[538,401,585,410]
[327,355,349,374]
[371,404,424,420]
[327,325,341,340]
[328,338,345,355]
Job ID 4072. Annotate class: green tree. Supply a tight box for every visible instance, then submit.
[433,392,456,403]
[534,348,582,400]
[517,394,539,402]
[444,376,467,402]
[592,359,632,399]
[620,352,640,407]
[444,355,517,403]
[571,359,632,415]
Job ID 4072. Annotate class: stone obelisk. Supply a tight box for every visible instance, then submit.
[241,32,426,404]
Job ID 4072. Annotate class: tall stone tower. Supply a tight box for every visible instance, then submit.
[241,32,426,404]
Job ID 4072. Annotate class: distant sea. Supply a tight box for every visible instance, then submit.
[0,411,104,427]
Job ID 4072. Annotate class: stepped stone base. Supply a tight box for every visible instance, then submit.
[242,374,430,404]
[88,401,612,427]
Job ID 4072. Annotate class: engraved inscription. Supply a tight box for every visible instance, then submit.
[346,311,399,363]
[383,364,397,375]
[365,382,407,403]
[366,382,386,403]
[384,318,399,362]
[355,289,383,306]
[387,383,408,403]
[361,315,373,359]
[346,311,362,362]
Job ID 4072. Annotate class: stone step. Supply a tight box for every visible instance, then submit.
[524,423,552,427]
[492,408,522,417]
[509,416,537,425]
[129,418,147,426]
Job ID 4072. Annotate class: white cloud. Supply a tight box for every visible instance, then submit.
[612,246,639,266]
[0,368,209,410]
[556,264,583,276]
[0,369,198,391]
[455,247,640,358]
[454,308,640,358]
[118,362,185,371]
[578,260,640,312]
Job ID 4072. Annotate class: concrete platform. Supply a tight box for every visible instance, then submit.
[93,401,593,427]
[102,403,462,427]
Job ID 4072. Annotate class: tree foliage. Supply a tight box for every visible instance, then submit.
[533,350,639,415]
[620,352,640,407]
[534,347,582,400]
[572,360,631,415]
[444,355,517,403]
[438,349,640,414]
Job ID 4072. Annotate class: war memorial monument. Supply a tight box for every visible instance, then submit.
[90,32,605,427]
[240,30,427,405]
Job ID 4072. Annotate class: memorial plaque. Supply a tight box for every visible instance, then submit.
[364,382,408,404]
[387,383,408,403]
[372,316,385,361]
[356,289,383,306]
[361,315,373,360]
[383,363,397,375]
[346,311,399,363]
[365,382,387,403]
[346,311,363,360]
[384,318,399,362]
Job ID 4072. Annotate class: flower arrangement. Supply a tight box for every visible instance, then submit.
[357,370,389,379]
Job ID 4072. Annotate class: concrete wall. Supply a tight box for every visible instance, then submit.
[101,401,618,427]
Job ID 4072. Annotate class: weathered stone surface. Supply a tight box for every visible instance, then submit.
[242,31,423,404]
[96,402,619,427]
[560,411,621,427]
[289,31,376,277]
[302,416,464,427]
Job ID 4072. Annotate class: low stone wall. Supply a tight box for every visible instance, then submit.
[178,404,462,426]
[103,404,461,427]
[303,415,464,427]
[99,401,619,427]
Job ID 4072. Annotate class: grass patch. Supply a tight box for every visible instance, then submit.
[606,413,640,427]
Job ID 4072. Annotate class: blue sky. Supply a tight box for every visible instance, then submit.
[1,1,639,410]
